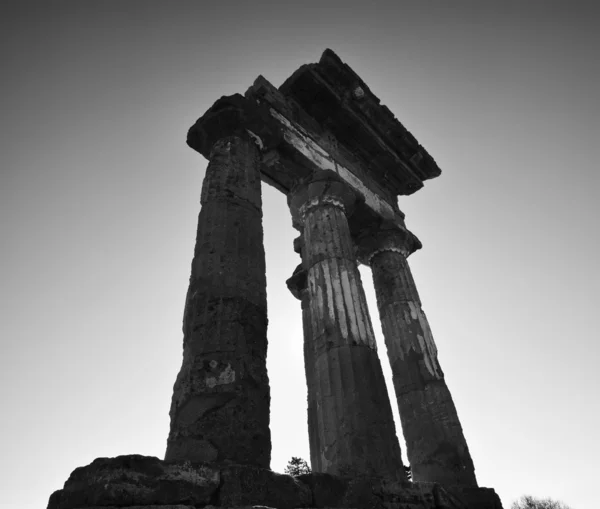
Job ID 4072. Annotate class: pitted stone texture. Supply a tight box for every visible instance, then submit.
[288,170,359,231]
[219,465,312,508]
[167,341,269,465]
[47,455,219,509]
[355,220,422,266]
[289,174,404,481]
[299,473,391,509]
[203,138,263,211]
[166,135,270,467]
[382,300,444,383]
[369,247,420,307]
[300,183,376,352]
[305,342,405,481]
[205,506,279,509]
[445,486,504,509]
[187,94,284,159]
[46,454,502,509]
[303,204,356,268]
[182,296,267,356]
[370,248,476,486]
[70,506,196,509]
[191,138,267,309]
[296,473,474,509]
[306,257,377,350]
[286,264,307,301]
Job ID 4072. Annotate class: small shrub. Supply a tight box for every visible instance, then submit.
[284,456,311,476]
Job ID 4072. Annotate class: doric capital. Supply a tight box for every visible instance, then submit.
[287,170,362,229]
[355,220,422,265]
[187,94,283,159]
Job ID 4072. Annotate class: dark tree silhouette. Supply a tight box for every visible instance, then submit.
[284,456,312,476]
[511,495,572,509]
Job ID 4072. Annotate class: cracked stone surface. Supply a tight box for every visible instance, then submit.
[47,455,220,509]
[165,135,270,467]
[47,455,503,509]
[358,226,477,486]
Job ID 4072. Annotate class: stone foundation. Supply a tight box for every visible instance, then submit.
[47,455,503,509]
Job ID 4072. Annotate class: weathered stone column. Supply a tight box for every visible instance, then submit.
[286,260,320,466]
[287,171,405,481]
[165,134,270,467]
[357,223,477,486]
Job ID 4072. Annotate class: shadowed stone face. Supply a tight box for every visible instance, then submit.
[287,172,405,482]
[46,453,505,509]
[363,228,477,486]
[165,135,270,468]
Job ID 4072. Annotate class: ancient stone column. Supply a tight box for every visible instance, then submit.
[286,260,320,464]
[165,135,270,467]
[357,223,477,486]
[287,171,405,481]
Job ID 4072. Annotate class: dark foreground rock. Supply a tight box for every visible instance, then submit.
[48,455,503,509]
[48,455,219,509]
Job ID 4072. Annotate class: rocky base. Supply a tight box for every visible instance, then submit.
[47,455,502,509]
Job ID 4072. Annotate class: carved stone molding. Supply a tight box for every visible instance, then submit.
[356,219,422,265]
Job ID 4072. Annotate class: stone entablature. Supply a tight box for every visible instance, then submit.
[188,50,442,235]
[278,49,441,195]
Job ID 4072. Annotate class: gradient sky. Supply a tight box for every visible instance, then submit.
[1,2,598,508]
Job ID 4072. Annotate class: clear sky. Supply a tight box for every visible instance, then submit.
[1,2,598,508]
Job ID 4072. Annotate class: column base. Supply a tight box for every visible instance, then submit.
[47,454,503,509]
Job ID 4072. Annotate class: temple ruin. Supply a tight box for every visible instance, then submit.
[48,49,503,509]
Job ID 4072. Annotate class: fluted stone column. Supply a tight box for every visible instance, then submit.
[287,171,405,481]
[286,261,321,465]
[165,135,270,467]
[357,223,477,486]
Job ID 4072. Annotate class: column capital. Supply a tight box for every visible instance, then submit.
[187,94,283,159]
[355,220,422,265]
[287,170,362,229]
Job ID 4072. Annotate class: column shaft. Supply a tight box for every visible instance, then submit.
[294,183,405,481]
[165,136,270,467]
[371,250,476,485]
[288,266,322,472]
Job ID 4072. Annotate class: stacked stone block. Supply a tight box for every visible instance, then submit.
[357,224,477,486]
[165,135,270,467]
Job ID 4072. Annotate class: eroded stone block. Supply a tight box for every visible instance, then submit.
[48,455,219,509]
[218,465,312,509]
